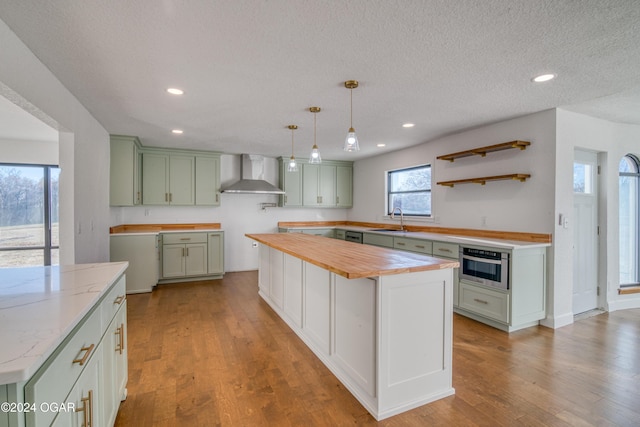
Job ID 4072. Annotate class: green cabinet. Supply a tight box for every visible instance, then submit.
[279,161,303,206]
[161,233,208,278]
[110,135,141,206]
[195,156,221,206]
[207,231,224,274]
[109,136,221,207]
[278,158,353,208]
[142,153,195,205]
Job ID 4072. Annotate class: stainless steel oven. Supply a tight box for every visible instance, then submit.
[459,247,509,289]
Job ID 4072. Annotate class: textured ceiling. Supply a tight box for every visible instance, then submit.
[1,0,639,160]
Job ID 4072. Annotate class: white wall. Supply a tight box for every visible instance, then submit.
[0,18,111,264]
[0,139,58,165]
[350,110,557,233]
[114,154,348,272]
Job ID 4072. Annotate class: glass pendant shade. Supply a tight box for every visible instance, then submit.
[344,127,359,152]
[287,155,298,172]
[309,144,321,163]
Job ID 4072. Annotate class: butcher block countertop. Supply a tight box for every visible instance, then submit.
[246,233,459,279]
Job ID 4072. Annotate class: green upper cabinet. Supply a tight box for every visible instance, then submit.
[279,159,303,207]
[336,165,353,207]
[278,158,353,208]
[195,156,221,206]
[142,153,194,205]
[110,137,221,207]
[109,135,141,206]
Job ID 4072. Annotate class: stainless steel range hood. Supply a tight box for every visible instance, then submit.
[221,154,285,194]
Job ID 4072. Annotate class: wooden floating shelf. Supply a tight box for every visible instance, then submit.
[437,174,531,187]
[437,140,530,162]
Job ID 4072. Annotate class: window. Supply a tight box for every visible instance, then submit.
[574,161,594,194]
[0,164,60,267]
[619,154,639,285]
[387,164,431,216]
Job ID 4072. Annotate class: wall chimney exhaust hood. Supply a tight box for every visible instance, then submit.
[221,154,285,194]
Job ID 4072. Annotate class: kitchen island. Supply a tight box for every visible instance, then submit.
[246,233,458,421]
[0,263,128,427]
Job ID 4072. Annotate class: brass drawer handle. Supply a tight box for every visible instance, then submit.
[473,298,489,305]
[115,323,125,354]
[438,248,453,253]
[415,245,425,249]
[396,242,406,246]
[114,295,125,305]
[180,238,191,241]
[73,343,95,366]
[75,389,93,427]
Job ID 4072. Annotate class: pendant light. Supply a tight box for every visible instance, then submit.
[287,125,298,172]
[309,107,322,164]
[344,80,360,152]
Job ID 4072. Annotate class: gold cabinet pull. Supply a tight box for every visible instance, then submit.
[165,193,168,202]
[114,295,125,305]
[416,245,425,249]
[179,238,191,241]
[115,323,125,354]
[215,193,219,203]
[169,193,172,202]
[75,389,93,427]
[473,298,489,305]
[439,248,452,253]
[72,343,95,366]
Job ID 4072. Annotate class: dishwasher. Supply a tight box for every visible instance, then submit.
[344,230,363,243]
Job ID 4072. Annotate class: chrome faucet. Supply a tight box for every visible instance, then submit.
[391,207,404,231]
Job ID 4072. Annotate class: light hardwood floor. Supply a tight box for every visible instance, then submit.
[115,271,640,426]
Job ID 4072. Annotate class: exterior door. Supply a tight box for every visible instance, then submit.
[572,150,599,314]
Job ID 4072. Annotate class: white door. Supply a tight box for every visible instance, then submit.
[572,150,599,314]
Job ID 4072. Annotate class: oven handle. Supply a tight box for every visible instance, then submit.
[462,254,503,265]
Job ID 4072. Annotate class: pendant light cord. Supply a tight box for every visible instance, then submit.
[350,88,353,129]
[314,110,317,146]
[291,128,295,156]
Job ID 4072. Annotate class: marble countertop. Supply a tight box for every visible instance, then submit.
[0,262,128,385]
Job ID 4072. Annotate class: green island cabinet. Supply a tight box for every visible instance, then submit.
[109,136,221,207]
[277,158,353,208]
[1,274,128,427]
[159,231,224,283]
[109,135,142,206]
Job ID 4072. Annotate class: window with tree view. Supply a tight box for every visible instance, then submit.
[387,164,431,216]
[0,164,60,267]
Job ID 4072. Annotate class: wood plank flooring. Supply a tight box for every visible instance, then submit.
[115,271,640,426]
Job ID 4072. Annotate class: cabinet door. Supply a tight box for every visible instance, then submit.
[110,136,140,206]
[336,165,352,207]
[142,153,170,205]
[281,162,303,206]
[195,156,220,206]
[319,164,336,206]
[162,245,186,278]
[207,232,224,274]
[102,302,127,427]
[185,243,208,276]
[169,155,195,205]
[302,163,320,206]
[51,353,101,427]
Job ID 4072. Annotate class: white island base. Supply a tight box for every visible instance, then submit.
[256,242,455,421]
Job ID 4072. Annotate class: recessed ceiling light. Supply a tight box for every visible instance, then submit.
[402,123,415,128]
[377,143,386,147]
[532,74,556,83]
[172,129,183,134]
[167,88,184,95]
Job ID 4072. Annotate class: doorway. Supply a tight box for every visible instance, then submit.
[572,149,600,314]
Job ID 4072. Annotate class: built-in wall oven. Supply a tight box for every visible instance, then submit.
[459,247,509,290]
